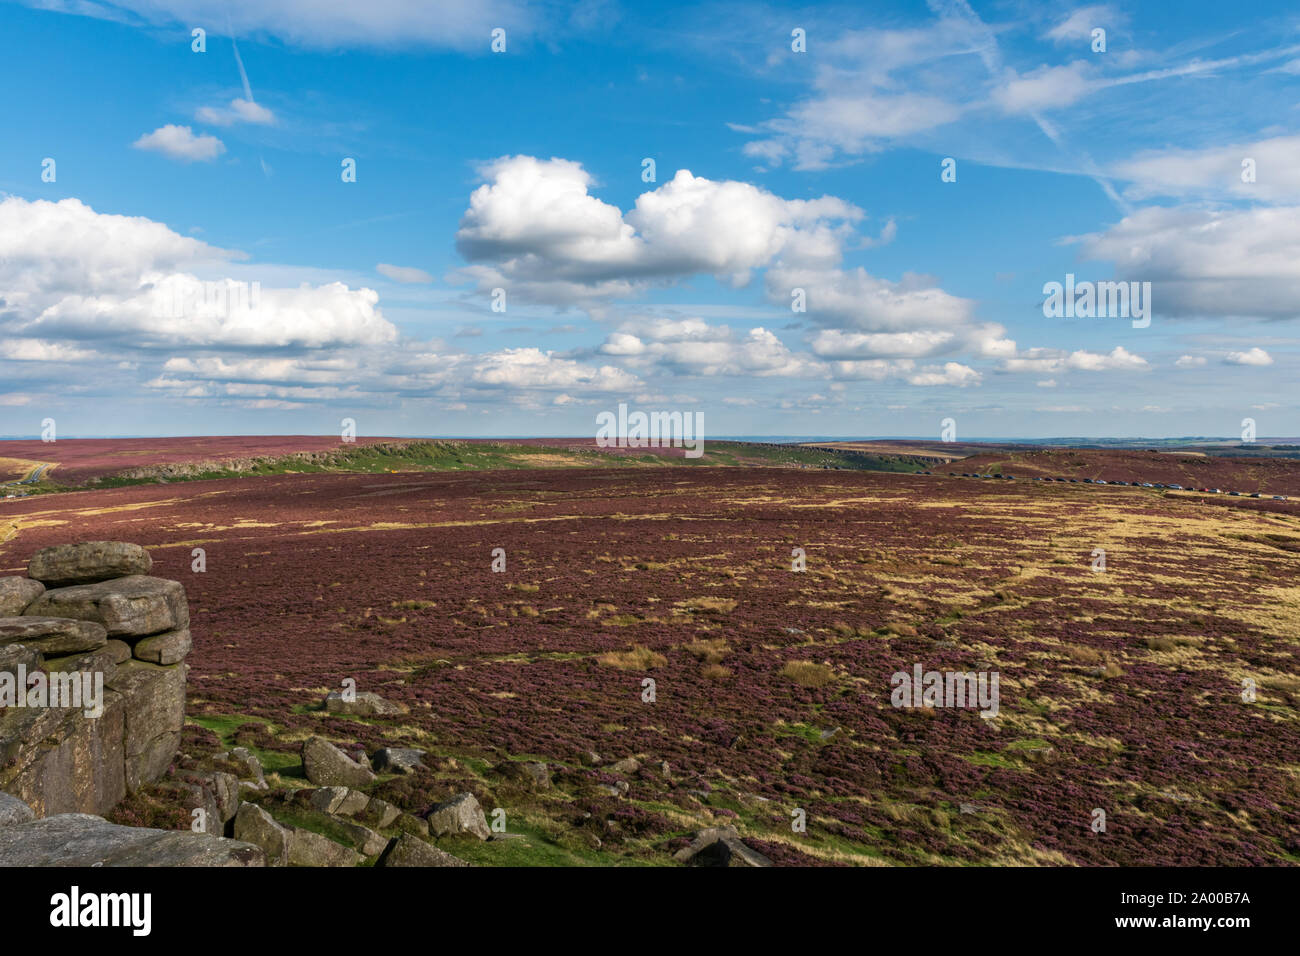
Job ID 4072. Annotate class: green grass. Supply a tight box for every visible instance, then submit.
[441,818,668,867]
[43,439,927,493]
[186,713,300,773]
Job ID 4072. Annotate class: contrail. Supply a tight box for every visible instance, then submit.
[225,11,256,103]
[224,12,270,178]
[926,0,1130,214]
[232,36,255,103]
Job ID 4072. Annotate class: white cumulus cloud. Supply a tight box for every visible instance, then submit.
[132,124,226,162]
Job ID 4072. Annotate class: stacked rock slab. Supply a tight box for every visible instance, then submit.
[0,542,191,816]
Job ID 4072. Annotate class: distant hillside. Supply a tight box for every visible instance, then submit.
[957,447,1300,496]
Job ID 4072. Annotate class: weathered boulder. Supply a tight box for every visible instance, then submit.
[0,688,126,816]
[0,616,107,655]
[287,827,363,867]
[673,827,772,867]
[305,786,368,817]
[0,577,44,616]
[361,796,402,829]
[131,627,191,665]
[42,641,129,684]
[307,786,350,815]
[376,832,469,867]
[426,792,491,841]
[27,542,152,587]
[105,661,186,792]
[177,770,240,827]
[334,819,388,857]
[168,780,220,836]
[0,642,42,677]
[233,803,288,866]
[0,813,263,866]
[211,772,241,825]
[372,747,426,774]
[323,690,408,716]
[219,746,266,789]
[0,792,36,827]
[393,812,431,839]
[302,737,376,788]
[27,575,188,638]
[610,757,641,775]
[492,760,552,791]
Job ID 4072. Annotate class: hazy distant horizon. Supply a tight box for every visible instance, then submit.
[2,433,1297,445]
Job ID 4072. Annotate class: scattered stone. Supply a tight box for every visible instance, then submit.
[287,827,362,867]
[392,812,430,839]
[323,690,408,716]
[219,747,266,789]
[376,832,469,867]
[211,772,241,825]
[371,747,426,775]
[338,790,370,817]
[673,827,772,867]
[0,813,264,866]
[27,576,188,638]
[0,792,36,827]
[334,819,388,857]
[959,803,982,815]
[307,787,350,815]
[173,780,220,836]
[233,803,289,866]
[0,616,108,655]
[819,726,841,741]
[301,737,376,788]
[1018,745,1056,763]
[131,627,191,665]
[363,797,402,829]
[492,760,552,791]
[27,542,153,587]
[579,750,602,767]
[610,757,640,775]
[426,792,491,841]
[0,577,44,616]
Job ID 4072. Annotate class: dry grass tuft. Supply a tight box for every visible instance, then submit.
[1064,644,1103,664]
[597,645,667,670]
[684,638,730,664]
[677,596,738,614]
[780,660,835,687]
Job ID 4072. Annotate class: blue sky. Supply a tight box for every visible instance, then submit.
[1,0,1297,439]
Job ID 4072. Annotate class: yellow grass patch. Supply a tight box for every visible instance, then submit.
[780,660,835,687]
[597,645,667,670]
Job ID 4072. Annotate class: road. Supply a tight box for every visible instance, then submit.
[1,462,52,490]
